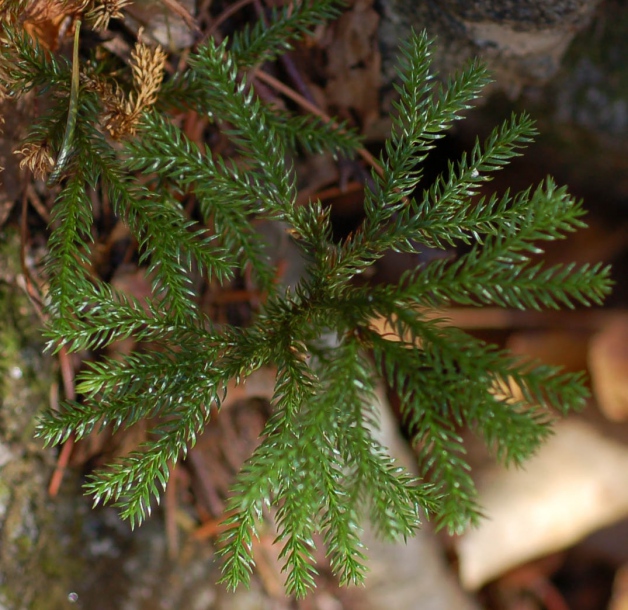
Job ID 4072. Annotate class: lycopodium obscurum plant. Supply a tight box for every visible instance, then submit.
[0,0,612,596]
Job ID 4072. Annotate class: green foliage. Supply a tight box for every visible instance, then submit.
[1,4,613,597]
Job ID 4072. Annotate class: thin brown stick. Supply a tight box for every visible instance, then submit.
[193,511,235,540]
[206,0,256,37]
[48,345,76,497]
[279,51,318,106]
[48,434,74,496]
[25,182,50,223]
[160,0,201,33]
[253,69,384,178]
[310,181,365,202]
[187,447,225,515]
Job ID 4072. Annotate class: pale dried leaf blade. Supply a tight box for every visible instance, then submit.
[457,421,628,590]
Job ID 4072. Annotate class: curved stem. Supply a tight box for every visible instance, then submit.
[48,19,81,186]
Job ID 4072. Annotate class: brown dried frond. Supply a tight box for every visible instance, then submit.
[85,68,126,112]
[129,39,167,110]
[3,0,80,23]
[86,0,131,31]
[105,39,167,138]
[15,141,54,179]
[83,68,127,130]
[10,0,88,50]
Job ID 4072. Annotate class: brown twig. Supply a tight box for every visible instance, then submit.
[206,0,257,38]
[47,345,76,497]
[309,181,365,203]
[253,69,384,178]
[193,511,234,540]
[25,182,50,223]
[160,0,201,33]
[187,447,225,515]
[254,0,317,107]
[279,52,318,107]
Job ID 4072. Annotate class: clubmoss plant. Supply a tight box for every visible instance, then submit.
[0,1,612,597]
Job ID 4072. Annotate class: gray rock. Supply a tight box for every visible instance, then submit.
[379,0,602,97]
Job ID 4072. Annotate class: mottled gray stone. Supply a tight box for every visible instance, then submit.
[379,0,602,97]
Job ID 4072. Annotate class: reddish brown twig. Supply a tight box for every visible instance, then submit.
[47,345,76,497]
[193,511,235,540]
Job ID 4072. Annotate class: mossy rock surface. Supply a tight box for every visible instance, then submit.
[0,229,84,609]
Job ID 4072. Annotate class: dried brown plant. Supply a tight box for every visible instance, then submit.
[1,0,85,50]
[15,141,54,179]
[102,38,167,138]
[86,0,131,31]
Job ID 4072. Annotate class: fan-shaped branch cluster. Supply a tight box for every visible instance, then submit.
[0,4,612,597]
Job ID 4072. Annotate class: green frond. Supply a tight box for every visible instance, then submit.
[44,173,96,319]
[219,351,319,594]
[39,338,228,448]
[398,112,537,250]
[0,23,67,96]
[321,340,426,540]
[218,510,259,591]
[36,399,100,447]
[83,374,221,527]
[43,282,181,353]
[126,110,277,291]
[365,31,491,220]
[159,71,361,160]
[324,31,492,285]
[77,123,234,321]
[190,40,296,220]
[220,337,426,594]
[381,306,590,414]
[395,178,613,309]
[267,110,363,158]
[229,0,345,69]
[370,332,481,531]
